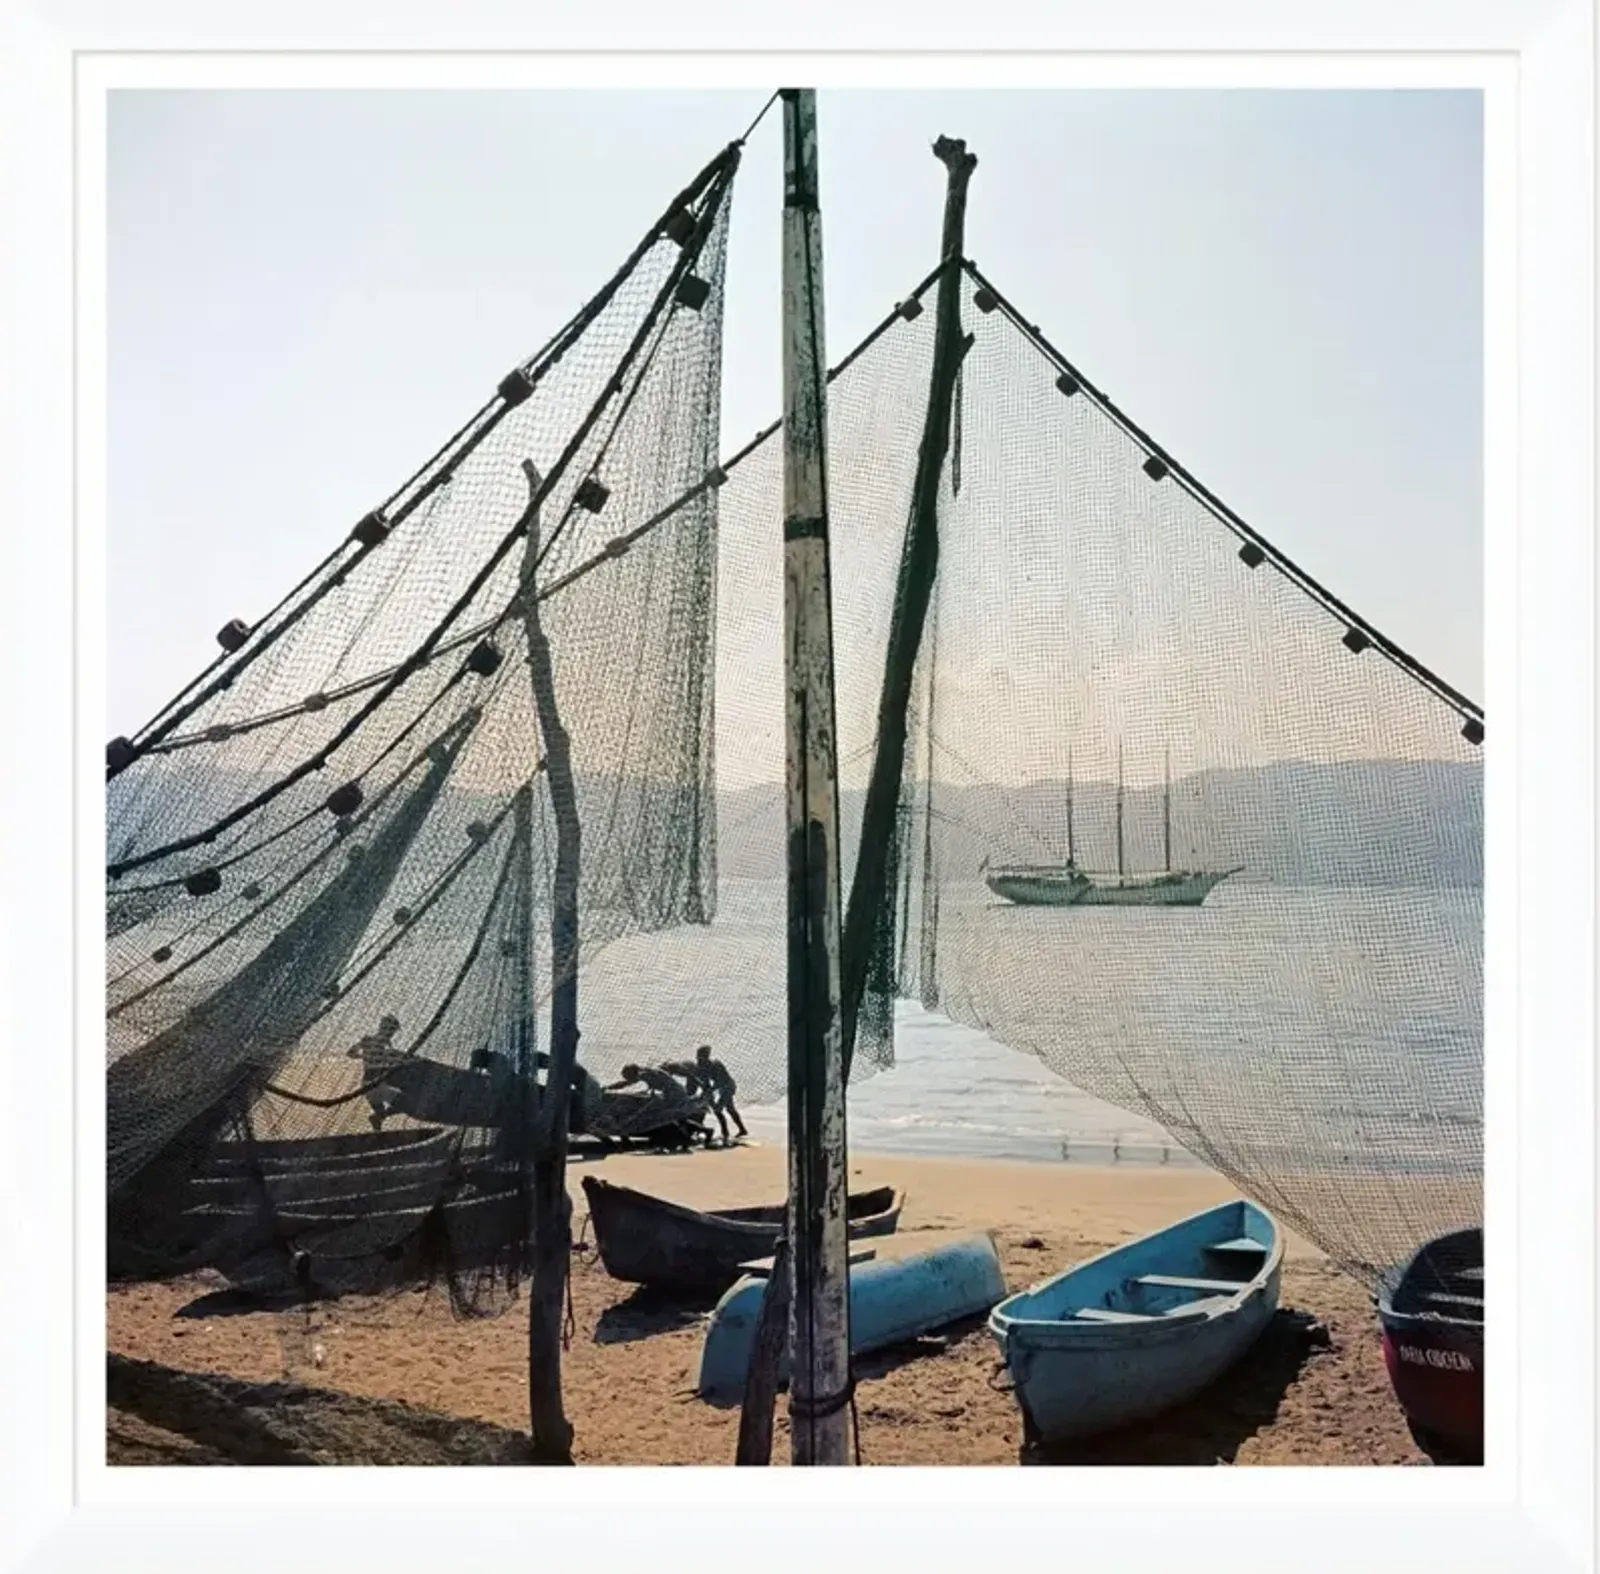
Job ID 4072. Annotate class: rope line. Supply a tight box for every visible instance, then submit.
[736,90,782,147]
[961,258,1484,727]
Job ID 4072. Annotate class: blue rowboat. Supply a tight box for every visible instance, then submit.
[988,1199,1281,1443]
[697,1231,1007,1402]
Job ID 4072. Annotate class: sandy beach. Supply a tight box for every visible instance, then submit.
[106,1143,1429,1466]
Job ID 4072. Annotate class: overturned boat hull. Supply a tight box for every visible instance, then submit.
[697,1231,1007,1402]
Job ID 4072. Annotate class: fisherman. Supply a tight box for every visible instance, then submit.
[568,1060,605,1136]
[469,1043,519,1115]
[610,1062,684,1100]
[605,1062,711,1150]
[660,1057,718,1147]
[659,1056,705,1098]
[527,1051,605,1137]
[346,1015,406,1130]
[694,1044,747,1146]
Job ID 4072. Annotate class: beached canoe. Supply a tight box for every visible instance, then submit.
[1377,1226,1483,1465]
[580,1175,905,1294]
[578,1087,709,1150]
[988,1198,1282,1443]
[697,1231,1008,1401]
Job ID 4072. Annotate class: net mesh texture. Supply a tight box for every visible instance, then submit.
[107,147,1481,1317]
[108,146,738,1313]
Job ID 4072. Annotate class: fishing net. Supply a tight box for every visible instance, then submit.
[108,134,1481,1312]
[106,143,739,1312]
[707,261,1481,1287]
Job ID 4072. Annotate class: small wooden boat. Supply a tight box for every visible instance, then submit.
[1377,1226,1483,1465]
[988,1198,1281,1443]
[580,1174,905,1294]
[697,1231,1007,1401]
[577,1088,709,1150]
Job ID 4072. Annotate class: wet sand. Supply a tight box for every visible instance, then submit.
[106,1144,1429,1465]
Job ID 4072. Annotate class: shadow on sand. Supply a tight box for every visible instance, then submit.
[1019,1308,1333,1466]
[107,1353,537,1465]
[174,1285,314,1320]
[591,1284,723,1347]
[852,1311,993,1380]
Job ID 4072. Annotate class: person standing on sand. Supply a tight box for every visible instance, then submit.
[695,1044,747,1146]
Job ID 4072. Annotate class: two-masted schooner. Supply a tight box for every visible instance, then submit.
[984,745,1241,908]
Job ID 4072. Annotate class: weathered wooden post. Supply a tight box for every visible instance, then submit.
[734,1235,792,1466]
[519,459,581,1464]
[779,87,852,1468]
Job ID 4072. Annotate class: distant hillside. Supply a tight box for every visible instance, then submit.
[718,759,1483,888]
[110,755,1481,891]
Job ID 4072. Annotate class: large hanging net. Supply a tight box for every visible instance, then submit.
[704,259,1481,1288]
[108,135,1481,1315]
[107,143,739,1313]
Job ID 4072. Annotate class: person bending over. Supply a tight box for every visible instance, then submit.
[660,1058,718,1145]
[611,1062,684,1100]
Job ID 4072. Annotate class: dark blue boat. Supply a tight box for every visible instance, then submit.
[1377,1226,1483,1465]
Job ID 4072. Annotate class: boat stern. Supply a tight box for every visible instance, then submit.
[1379,1316,1483,1462]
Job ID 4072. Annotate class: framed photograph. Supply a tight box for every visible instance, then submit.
[2,1,1591,1569]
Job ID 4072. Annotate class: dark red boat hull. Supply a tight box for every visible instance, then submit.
[1380,1319,1482,1460]
[1377,1227,1483,1465]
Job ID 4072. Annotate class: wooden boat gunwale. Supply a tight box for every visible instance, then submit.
[581,1174,906,1292]
[988,1199,1283,1442]
[989,1199,1281,1347]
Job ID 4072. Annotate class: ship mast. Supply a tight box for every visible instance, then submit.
[1163,745,1172,873]
[1065,746,1075,864]
[1115,741,1125,879]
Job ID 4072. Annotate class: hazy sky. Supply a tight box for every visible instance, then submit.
[108,88,1483,735]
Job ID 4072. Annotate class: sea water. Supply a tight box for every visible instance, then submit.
[741,1002,1201,1166]
[577,878,1483,1174]
[113,876,1483,1175]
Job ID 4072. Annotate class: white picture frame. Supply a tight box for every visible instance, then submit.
[2,1,1591,1569]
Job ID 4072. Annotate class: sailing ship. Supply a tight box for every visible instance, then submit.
[984,745,1241,908]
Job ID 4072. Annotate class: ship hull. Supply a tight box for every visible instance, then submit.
[1074,870,1236,907]
[986,867,1239,908]
[984,872,1090,906]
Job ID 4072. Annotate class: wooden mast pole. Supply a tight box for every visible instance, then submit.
[519,460,580,1465]
[779,87,852,1468]
[838,134,975,1068]
[917,610,941,1012]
